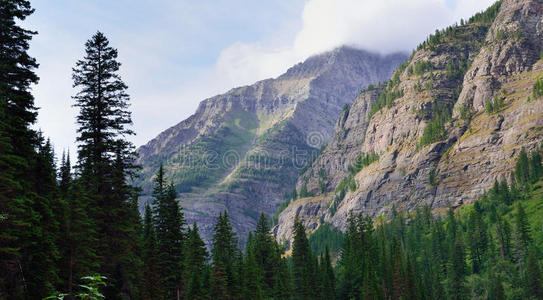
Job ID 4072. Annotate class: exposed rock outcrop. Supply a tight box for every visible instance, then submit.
[275,0,543,244]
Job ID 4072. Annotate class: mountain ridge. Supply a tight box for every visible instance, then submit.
[136,46,408,244]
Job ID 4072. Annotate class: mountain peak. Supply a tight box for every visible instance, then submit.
[136,45,407,244]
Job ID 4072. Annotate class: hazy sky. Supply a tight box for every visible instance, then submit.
[27,0,496,155]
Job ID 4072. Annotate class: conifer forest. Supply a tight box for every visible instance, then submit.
[2,0,543,299]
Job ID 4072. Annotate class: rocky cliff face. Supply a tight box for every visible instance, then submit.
[137,47,407,244]
[275,0,543,244]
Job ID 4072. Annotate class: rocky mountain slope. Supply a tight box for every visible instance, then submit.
[137,47,407,243]
[275,0,543,245]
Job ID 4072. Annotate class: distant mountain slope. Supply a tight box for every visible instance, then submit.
[137,47,407,243]
[275,0,543,244]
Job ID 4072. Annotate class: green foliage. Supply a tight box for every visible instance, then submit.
[369,83,404,117]
[308,223,344,255]
[495,29,506,41]
[418,102,452,148]
[445,59,470,81]
[211,211,240,299]
[413,60,434,76]
[459,102,472,120]
[428,168,437,186]
[72,31,143,298]
[533,78,543,99]
[0,0,46,296]
[348,152,379,175]
[299,180,310,198]
[292,217,317,299]
[515,148,543,186]
[152,165,187,298]
[467,1,502,25]
[45,275,107,300]
[415,1,501,52]
[183,222,209,299]
[330,153,379,216]
[273,198,291,225]
[168,111,258,193]
[485,96,505,115]
[318,168,328,194]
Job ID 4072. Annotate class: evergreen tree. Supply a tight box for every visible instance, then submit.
[243,233,264,300]
[447,236,467,300]
[529,150,542,183]
[142,203,159,299]
[467,203,488,274]
[488,272,505,300]
[338,213,363,299]
[252,213,281,297]
[61,180,99,298]
[153,172,186,299]
[516,148,530,186]
[211,211,239,300]
[321,247,336,300]
[526,251,543,299]
[514,202,532,254]
[72,31,141,298]
[292,217,315,299]
[183,222,209,300]
[59,151,71,198]
[0,0,40,296]
[25,135,61,297]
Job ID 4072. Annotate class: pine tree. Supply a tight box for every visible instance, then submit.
[25,135,61,297]
[489,272,505,300]
[0,0,40,296]
[526,251,543,299]
[529,150,542,183]
[183,222,208,300]
[447,236,467,300]
[515,148,530,186]
[72,31,142,298]
[211,211,239,300]
[153,171,186,299]
[514,203,532,254]
[292,217,315,299]
[338,213,364,299]
[61,180,99,298]
[391,237,406,300]
[467,203,488,274]
[243,233,264,300]
[142,203,159,299]
[321,247,336,300]
[252,213,279,297]
[59,151,71,198]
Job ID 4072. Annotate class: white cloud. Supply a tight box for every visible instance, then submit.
[214,0,497,87]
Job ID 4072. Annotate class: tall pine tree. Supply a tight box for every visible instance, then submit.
[292,217,315,299]
[211,211,240,300]
[72,31,142,298]
[151,165,186,299]
[183,222,209,300]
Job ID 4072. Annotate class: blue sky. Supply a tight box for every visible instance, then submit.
[27,0,496,154]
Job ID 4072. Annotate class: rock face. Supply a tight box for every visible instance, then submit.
[137,47,407,244]
[275,0,543,244]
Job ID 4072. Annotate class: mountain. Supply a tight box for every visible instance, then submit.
[137,47,407,243]
[275,0,543,244]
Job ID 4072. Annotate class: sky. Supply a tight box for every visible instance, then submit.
[27,0,497,155]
